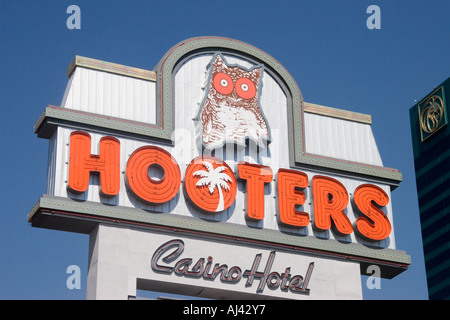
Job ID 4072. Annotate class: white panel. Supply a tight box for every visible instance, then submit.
[303,112,383,166]
[88,224,363,300]
[61,67,156,124]
[46,131,57,195]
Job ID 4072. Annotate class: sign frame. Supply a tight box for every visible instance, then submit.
[29,37,410,294]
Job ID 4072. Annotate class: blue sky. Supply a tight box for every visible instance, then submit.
[1,0,448,300]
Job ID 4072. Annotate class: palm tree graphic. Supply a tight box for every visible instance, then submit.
[193,161,233,212]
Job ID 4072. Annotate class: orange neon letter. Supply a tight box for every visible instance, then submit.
[353,184,391,240]
[184,156,237,213]
[68,131,120,196]
[238,162,273,220]
[277,169,309,227]
[312,176,353,235]
[126,146,181,204]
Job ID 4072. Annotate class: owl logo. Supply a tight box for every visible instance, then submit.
[196,53,271,149]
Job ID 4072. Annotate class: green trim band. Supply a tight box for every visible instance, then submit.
[28,195,411,269]
[68,55,157,81]
[34,105,169,141]
[304,102,372,124]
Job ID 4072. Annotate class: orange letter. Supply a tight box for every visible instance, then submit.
[353,184,391,240]
[126,146,181,204]
[277,169,309,227]
[68,131,120,197]
[312,176,352,235]
[184,156,237,213]
[238,162,273,220]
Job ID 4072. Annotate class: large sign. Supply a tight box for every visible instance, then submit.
[28,36,410,299]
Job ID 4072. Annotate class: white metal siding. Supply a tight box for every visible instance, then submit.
[61,67,157,124]
[304,112,383,166]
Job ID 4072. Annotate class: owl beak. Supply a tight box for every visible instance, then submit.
[230,91,242,102]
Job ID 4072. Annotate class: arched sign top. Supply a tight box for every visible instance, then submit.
[156,36,302,95]
[155,36,303,145]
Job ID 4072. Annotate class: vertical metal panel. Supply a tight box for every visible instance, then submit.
[46,130,57,195]
[304,112,383,166]
[61,67,156,124]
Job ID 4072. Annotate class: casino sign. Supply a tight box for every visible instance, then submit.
[28,37,410,300]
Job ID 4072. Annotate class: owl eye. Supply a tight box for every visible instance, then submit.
[213,73,233,95]
[236,78,256,99]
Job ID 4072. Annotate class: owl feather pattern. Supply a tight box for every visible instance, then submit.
[198,54,270,148]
